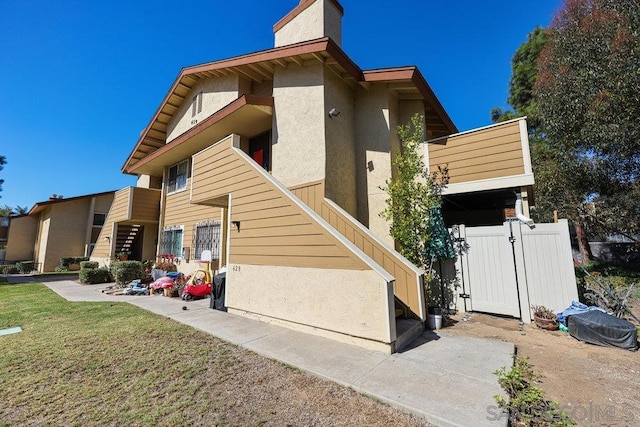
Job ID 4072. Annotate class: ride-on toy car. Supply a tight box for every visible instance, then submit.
[181,250,214,301]
[181,269,212,300]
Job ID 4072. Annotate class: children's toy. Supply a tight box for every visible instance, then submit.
[181,250,213,301]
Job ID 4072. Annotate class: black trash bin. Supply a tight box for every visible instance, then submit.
[210,271,226,311]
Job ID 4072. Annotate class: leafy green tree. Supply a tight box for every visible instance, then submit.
[380,114,448,270]
[494,2,640,260]
[13,205,28,215]
[491,26,547,133]
[536,0,640,250]
[0,155,5,198]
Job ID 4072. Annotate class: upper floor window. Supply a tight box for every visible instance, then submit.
[167,160,189,194]
[1,217,8,227]
[93,213,106,227]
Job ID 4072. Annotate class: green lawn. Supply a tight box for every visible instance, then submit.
[0,283,428,426]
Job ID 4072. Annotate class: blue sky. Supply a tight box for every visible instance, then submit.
[0,0,561,210]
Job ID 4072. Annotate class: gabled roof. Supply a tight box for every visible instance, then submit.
[363,67,457,136]
[122,36,457,175]
[28,190,116,216]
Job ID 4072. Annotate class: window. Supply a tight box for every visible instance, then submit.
[1,217,8,227]
[93,213,106,227]
[167,160,189,194]
[193,221,221,261]
[160,226,183,257]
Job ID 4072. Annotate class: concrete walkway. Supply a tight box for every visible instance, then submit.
[34,279,512,427]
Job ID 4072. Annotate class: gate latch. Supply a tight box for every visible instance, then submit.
[459,293,470,299]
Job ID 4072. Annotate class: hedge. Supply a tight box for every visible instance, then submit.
[56,257,89,272]
[110,261,143,285]
[80,261,99,270]
[79,267,112,284]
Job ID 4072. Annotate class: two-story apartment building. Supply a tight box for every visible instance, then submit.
[91,0,534,352]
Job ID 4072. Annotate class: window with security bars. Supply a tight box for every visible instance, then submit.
[160,226,183,257]
[193,221,221,261]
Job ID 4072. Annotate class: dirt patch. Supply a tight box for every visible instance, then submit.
[443,312,638,426]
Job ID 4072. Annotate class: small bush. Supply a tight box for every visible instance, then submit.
[2,265,19,274]
[111,261,143,286]
[80,261,99,270]
[16,261,35,274]
[495,356,574,426]
[57,256,89,271]
[80,267,111,284]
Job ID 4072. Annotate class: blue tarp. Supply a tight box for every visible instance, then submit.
[557,301,606,325]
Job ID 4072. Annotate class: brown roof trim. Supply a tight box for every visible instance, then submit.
[273,0,344,33]
[122,37,361,173]
[363,67,458,133]
[125,95,274,174]
[183,37,354,76]
[28,190,117,216]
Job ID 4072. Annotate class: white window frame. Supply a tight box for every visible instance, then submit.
[167,159,189,194]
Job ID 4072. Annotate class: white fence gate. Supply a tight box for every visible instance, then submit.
[448,219,578,322]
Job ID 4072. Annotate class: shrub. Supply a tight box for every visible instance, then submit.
[494,356,574,426]
[16,261,35,274]
[110,261,143,286]
[80,261,99,270]
[57,256,89,271]
[80,267,111,284]
[2,265,19,274]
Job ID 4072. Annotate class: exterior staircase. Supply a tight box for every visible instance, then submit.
[115,224,141,256]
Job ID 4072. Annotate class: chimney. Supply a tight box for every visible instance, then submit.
[273,0,344,48]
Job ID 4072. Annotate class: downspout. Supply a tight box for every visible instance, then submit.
[515,195,534,226]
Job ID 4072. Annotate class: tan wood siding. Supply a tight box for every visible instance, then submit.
[92,188,131,258]
[164,184,222,255]
[289,180,424,319]
[93,187,162,259]
[108,188,131,223]
[191,136,368,270]
[428,120,524,184]
[131,188,161,222]
[319,199,422,318]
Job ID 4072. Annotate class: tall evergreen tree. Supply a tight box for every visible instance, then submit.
[0,155,5,198]
[536,0,640,247]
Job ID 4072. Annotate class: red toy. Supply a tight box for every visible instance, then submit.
[181,269,212,300]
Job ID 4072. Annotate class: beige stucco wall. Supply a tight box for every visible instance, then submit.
[136,174,162,189]
[323,68,357,217]
[166,75,240,142]
[272,62,326,187]
[5,216,38,261]
[41,200,93,271]
[226,263,395,348]
[354,84,397,245]
[274,0,342,48]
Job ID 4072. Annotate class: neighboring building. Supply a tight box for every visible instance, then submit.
[6,191,115,272]
[91,0,534,352]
